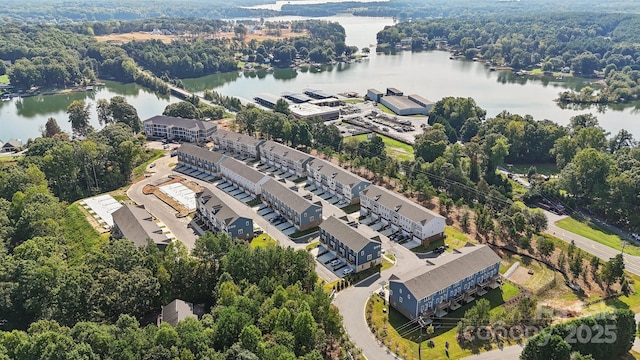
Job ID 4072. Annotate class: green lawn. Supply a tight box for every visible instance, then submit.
[132,150,164,178]
[369,282,521,360]
[340,203,361,214]
[412,226,473,253]
[305,241,320,251]
[555,217,640,256]
[250,233,277,248]
[0,74,8,84]
[63,204,109,263]
[353,133,414,161]
[381,258,394,271]
[377,103,396,115]
[507,162,559,175]
[0,154,23,164]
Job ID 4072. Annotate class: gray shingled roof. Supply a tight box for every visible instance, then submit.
[260,140,314,164]
[361,185,443,225]
[162,299,195,327]
[214,129,264,147]
[391,245,501,301]
[220,157,268,184]
[320,216,379,252]
[262,178,321,213]
[307,158,369,188]
[143,115,217,131]
[112,205,169,247]
[178,143,226,163]
[197,188,246,226]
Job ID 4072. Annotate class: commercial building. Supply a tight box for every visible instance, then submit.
[111,205,171,250]
[303,88,335,100]
[196,188,253,239]
[319,216,382,273]
[211,129,265,159]
[306,158,370,204]
[389,244,501,320]
[176,144,227,176]
[219,157,270,196]
[258,140,314,178]
[289,103,340,121]
[143,115,217,143]
[261,178,323,231]
[386,87,404,96]
[282,92,313,103]
[365,88,434,116]
[367,88,383,103]
[360,185,445,244]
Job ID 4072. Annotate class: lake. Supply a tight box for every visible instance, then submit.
[243,0,389,11]
[2,15,639,142]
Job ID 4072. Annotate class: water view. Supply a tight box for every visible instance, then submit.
[2,15,639,142]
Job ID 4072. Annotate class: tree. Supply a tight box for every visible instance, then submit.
[163,101,201,119]
[601,254,625,289]
[67,100,92,137]
[520,334,571,360]
[273,98,290,115]
[414,123,448,162]
[43,117,63,138]
[559,148,611,200]
[292,311,317,355]
[0,60,6,76]
[240,325,262,353]
[536,236,555,260]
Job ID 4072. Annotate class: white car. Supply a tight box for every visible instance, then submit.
[343,268,353,275]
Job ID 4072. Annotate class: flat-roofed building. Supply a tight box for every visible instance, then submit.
[176,143,227,176]
[389,244,501,320]
[211,129,265,159]
[282,92,312,103]
[379,94,432,116]
[408,94,434,110]
[111,205,171,250]
[386,87,403,96]
[258,140,314,178]
[254,93,282,108]
[261,178,323,231]
[219,157,270,195]
[360,185,445,244]
[306,158,370,204]
[196,188,253,239]
[303,88,335,100]
[290,103,340,121]
[319,216,382,273]
[143,115,217,143]
[367,88,384,103]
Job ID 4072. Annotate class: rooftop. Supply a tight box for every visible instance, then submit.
[282,92,312,103]
[112,205,170,247]
[361,185,444,225]
[307,158,369,188]
[290,103,340,117]
[408,94,434,105]
[381,95,425,110]
[178,143,226,163]
[390,244,501,300]
[260,140,314,164]
[303,88,335,99]
[262,178,321,213]
[368,88,384,95]
[143,115,217,131]
[320,216,379,252]
[254,93,282,106]
[162,299,195,327]
[220,157,269,184]
[197,188,247,226]
[213,129,265,147]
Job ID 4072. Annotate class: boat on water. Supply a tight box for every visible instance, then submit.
[1,94,10,101]
[489,67,496,71]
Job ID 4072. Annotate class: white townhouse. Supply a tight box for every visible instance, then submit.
[212,129,265,159]
[258,140,314,178]
[176,143,227,176]
[306,158,371,204]
[143,115,217,143]
[219,157,270,196]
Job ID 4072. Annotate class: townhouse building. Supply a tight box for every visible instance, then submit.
[306,158,371,204]
[319,216,382,273]
[389,244,501,320]
[258,140,314,178]
[219,157,270,195]
[360,185,445,245]
[261,178,323,231]
[212,129,265,159]
[176,144,227,176]
[143,115,217,143]
[196,188,253,239]
[111,205,171,250]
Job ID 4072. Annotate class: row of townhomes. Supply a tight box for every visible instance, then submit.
[195,188,254,239]
[111,205,171,250]
[212,129,265,159]
[319,216,382,273]
[259,140,314,178]
[177,143,227,176]
[389,244,501,320]
[360,185,446,245]
[306,158,371,205]
[219,157,270,196]
[261,178,323,231]
[143,115,218,143]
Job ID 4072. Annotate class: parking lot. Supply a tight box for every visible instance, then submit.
[215,180,256,204]
[174,164,217,183]
[314,246,354,278]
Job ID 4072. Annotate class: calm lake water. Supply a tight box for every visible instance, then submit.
[244,0,389,11]
[2,15,639,142]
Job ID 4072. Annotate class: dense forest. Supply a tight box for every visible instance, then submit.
[376,13,640,104]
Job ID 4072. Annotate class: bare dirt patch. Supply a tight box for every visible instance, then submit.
[95,32,181,44]
[95,28,307,45]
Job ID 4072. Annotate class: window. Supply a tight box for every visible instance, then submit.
[361,250,365,256]
[246,221,249,226]
[367,254,372,261]
[310,216,314,221]
[407,294,411,300]
[399,289,402,294]
[399,297,403,303]
[238,229,243,235]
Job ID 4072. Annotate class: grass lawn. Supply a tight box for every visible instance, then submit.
[555,217,640,256]
[63,204,109,263]
[246,198,262,207]
[344,98,364,103]
[0,74,8,84]
[0,154,23,164]
[508,162,559,176]
[582,272,640,313]
[381,258,394,271]
[353,133,414,161]
[369,282,521,360]
[305,241,320,251]
[323,279,341,294]
[132,150,164,179]
[250,233,277,248]
[340,203,361,214]
[290,226,319,239]
[377,103,395,115]
[412,226,474,254]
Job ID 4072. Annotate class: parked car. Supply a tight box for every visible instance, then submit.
[343,268,353,275]
[330,259,341,266]
[149,163,156,168]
